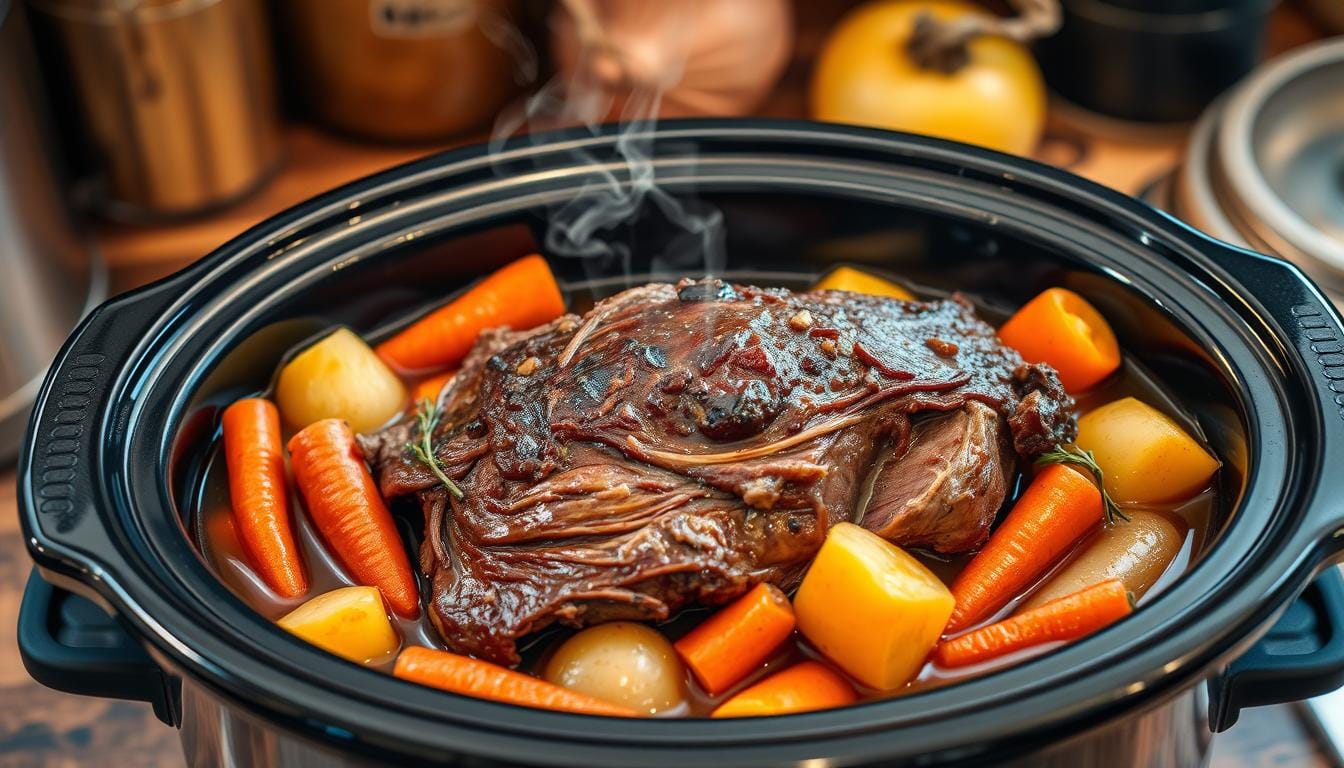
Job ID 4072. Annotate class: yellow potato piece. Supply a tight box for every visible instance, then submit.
[278,586,400,664]
[794,523,953,690]
[276,328,407,434]
[1023,510,1183,610]
[813,267,916,301]
[1075,397,1220,504]
[543,622,686,715]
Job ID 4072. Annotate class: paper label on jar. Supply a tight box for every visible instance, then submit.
[369,0,476,38]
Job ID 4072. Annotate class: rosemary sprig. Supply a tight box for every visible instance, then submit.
[407,398,464,500]
[1034,444,1128,524]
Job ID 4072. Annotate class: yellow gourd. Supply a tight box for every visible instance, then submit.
[1075,397,1220,504]
[814,266,916,301]
[810,0,1048,156]
[794,523,954,690]
[278,586,400,664]
[276,328,407,434]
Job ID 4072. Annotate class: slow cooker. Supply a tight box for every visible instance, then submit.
[17,121,1344,767]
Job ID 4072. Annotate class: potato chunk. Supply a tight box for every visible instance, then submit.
[276,328,407,434]
[543,622,686,715]
[1023,510,1182,609]
[1075,397,1220,504]
[813,266,915,301]
[278,586,400,664]
[794,522,954,690]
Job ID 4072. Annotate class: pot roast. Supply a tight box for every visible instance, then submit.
[362,280,1075,665]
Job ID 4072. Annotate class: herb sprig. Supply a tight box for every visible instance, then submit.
[407,398,464,500]
[1035,445,1127,524]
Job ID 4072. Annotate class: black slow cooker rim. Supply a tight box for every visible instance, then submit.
[23,120,1344,766]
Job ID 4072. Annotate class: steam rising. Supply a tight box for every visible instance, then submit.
[487,8,725,283]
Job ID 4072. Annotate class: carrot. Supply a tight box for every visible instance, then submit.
[674,583,796,695]
[376,255,566,373]
[410,370,457,406]
[945,463,1103,633]
[934,579,1132,668]
[997,287,1121,392]
[204,508,245,564]
[711,661,856,718]
[222,399,308,598]
[393,646,636,717]
[288,418,420,618]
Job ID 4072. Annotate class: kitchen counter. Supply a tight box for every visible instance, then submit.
[0,469,1335,765]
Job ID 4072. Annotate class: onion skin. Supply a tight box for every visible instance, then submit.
[550,0,794,119]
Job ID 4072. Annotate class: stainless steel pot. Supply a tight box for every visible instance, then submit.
[1169,38,1344,304]
[0,0,103,464]
[27,0,282,218]
[16,121,1344,766]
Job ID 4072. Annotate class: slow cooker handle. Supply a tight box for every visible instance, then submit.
[1195,235,1344,554]
[1210,566,1344,731]
[18,569,179,726]
[18,266,199,588]
[18,278,187,725]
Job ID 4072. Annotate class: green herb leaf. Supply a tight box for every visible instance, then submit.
[1034,445,1128,525]
[406,398,464,500]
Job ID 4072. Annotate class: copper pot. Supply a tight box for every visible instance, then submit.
[276,0,523,142]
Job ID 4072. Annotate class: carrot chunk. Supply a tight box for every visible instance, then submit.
[945,464,1103,633]
[674,583,796,695]
[410,370,458,406]
[222,398,308,598]
[376,255,565,373]
[711,661,856,718]
[288,419,420,618]
[394,646,636,717]
[934,579,1133,667]
[998,287,1120,392]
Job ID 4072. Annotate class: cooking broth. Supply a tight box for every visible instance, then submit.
[186,271,1222,717]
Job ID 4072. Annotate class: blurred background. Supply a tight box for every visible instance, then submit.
[1,0,1342,764]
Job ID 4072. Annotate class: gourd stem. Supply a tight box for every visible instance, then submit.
[905,0,1061,74]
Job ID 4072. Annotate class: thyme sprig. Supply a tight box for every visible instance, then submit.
[1035,444,1128,524]
[407,398,464,500]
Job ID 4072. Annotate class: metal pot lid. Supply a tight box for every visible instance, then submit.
[1218,37,1344,276]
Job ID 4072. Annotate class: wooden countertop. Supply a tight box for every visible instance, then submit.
[0,467,1335,765]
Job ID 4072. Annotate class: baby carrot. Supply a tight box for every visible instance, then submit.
[410,370,457,406]
[711,661,856,718]
[945,464,1103,633]
[675,583,796,695]
[998,287,1121,393]
[222,398,308,598]
[394,646,636,717]
[376,255,566,374]
[934,579,1132,668]
[288,418,420,618]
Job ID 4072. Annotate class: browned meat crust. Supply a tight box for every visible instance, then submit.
[362,279,1074,665]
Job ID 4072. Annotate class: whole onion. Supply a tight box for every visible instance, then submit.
[550,0,794,119]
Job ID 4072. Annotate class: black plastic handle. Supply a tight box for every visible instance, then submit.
[1210,567,1344,732]
[1187,233,1344,552]
[21,273,196,614]
[18,569,179,726]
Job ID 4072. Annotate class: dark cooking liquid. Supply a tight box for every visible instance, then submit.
[189,282,1218,717]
